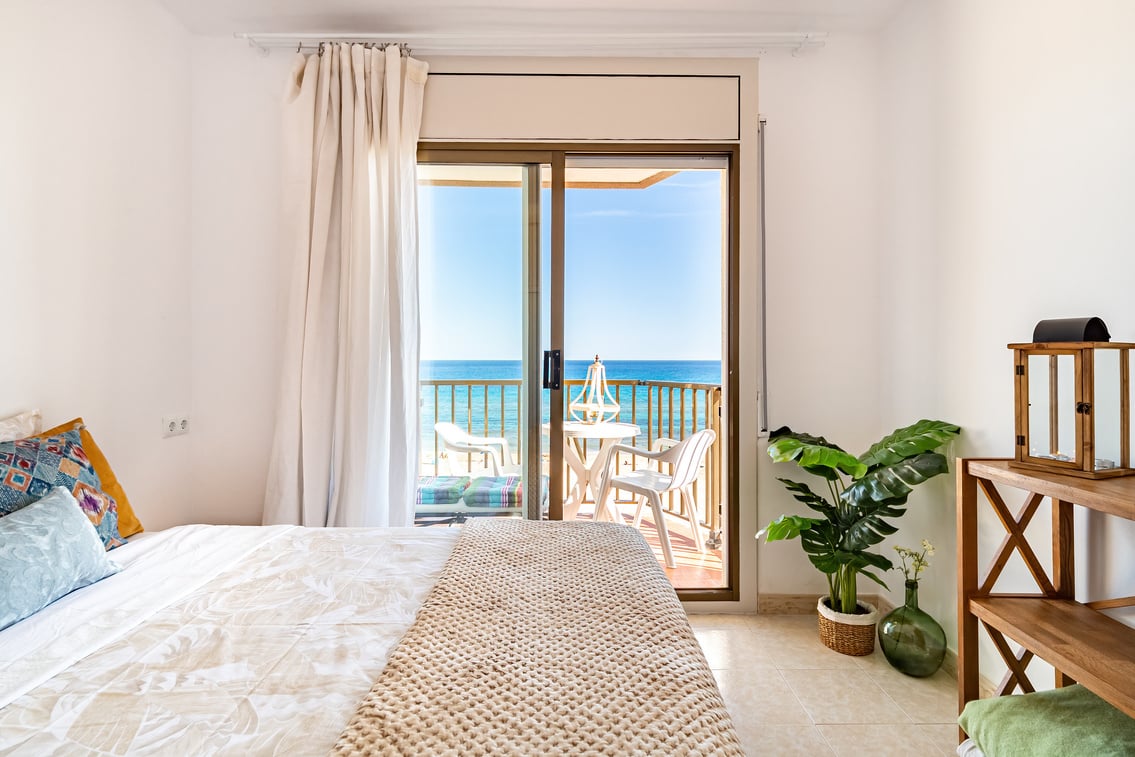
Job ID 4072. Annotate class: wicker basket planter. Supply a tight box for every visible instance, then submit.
[817,597,878,656]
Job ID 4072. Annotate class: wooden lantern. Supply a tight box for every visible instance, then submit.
[1010,341,1135,478]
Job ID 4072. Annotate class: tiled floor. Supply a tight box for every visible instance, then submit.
[688,613,959,756]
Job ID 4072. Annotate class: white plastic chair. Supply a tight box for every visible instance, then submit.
[595,428,716,569]
[434,422,519,476]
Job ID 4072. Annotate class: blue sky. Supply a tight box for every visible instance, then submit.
[418,170,723,361]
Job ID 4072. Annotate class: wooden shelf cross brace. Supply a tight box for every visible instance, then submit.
[982,620,1036,695]
[977,482,1056,595]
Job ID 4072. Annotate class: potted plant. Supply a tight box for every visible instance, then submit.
[757,419,961,656]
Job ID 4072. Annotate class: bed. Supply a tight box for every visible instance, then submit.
[0,519,742,755]
[0,413,738,753]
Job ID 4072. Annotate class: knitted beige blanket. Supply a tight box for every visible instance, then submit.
[333,519,742,755]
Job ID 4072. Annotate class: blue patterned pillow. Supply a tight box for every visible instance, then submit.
[0,487,120,631]
[0,429,125,549]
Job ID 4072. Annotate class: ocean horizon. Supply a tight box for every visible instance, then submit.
[422,358,721,384]
[419,359,721,465]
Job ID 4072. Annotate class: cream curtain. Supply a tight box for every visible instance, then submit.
[264,44,428,527]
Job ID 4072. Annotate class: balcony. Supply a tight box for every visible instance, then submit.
[417,376,724,587]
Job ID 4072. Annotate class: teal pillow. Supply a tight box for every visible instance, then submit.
[960,685,1135,757]
[462,476,524,507]
[0,487,120,631]
[416,476,472,505]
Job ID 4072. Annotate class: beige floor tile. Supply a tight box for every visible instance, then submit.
[920,723,964,756]
[688,615,963,752]
[713,668,814,725]
[781,669,913,724]
[852,648,898,674]
[747,613,819,636]
[686,613,759,629]
[866,666,957,723]
[694,628,778,670]
[749,612,817,626]
[734,724,835,756]
[817,724,943,756]
[721,615,861,671]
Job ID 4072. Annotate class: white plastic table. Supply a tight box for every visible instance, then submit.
[560,421,641,520]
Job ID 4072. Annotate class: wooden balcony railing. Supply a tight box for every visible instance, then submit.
[420,378,723,538]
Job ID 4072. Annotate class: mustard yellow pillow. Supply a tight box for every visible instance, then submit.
[38,418,144,538]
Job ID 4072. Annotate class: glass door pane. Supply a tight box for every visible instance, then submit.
[415,163,546,525]
[561,155,728,589]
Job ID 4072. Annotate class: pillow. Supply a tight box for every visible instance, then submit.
[39,418,143,538]
[0,409,42,442]
[0,487,120,631]
[959,684,1135,757]
[0,429,126,549]
[416,476,472,505]
[462,476,525,507]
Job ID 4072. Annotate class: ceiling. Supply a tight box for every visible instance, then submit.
[155,0,909,53]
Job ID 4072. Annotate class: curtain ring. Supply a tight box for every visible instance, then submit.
[318,41,326,57]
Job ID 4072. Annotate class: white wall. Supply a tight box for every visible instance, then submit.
[0,0,195,531]
[878,0,1135,652]
[755,36,886,597]
[876,0,956,641]
[188,39,291,526]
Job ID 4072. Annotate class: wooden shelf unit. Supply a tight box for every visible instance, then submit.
[957,459,1135,733]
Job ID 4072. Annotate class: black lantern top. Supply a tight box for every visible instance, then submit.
[1032,317,1111,343]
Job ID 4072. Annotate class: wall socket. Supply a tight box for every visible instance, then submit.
[162,415,190,438]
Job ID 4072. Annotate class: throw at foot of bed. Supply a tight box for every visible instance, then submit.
[333,519,743,755]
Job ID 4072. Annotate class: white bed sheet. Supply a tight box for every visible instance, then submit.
[0,525,293,710]
[0,524,458,755]
[957,737,984,756]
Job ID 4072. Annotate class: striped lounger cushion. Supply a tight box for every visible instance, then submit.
[415,477,471,505]
[461,476,523,508]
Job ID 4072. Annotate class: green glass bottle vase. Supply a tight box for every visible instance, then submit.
[878,580,946,677]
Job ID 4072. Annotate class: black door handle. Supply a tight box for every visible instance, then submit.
[542,350,561,390]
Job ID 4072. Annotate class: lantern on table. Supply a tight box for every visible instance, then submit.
[1010,317,1135,478]
[569,355,620,424]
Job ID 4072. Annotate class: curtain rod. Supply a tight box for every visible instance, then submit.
[233,31,827,58]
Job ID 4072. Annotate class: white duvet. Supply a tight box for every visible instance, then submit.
[0,524,458,755]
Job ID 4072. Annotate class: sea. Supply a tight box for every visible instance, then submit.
[420,359,721,462]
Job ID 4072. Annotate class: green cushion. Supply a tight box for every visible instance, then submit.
[959,685,1135,757]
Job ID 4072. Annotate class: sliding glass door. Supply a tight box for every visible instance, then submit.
[416,147,737,598]
[559,156,729,590]
[415,160,549,525]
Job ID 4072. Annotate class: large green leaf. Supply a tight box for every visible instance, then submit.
[758,515,844,578]
[776,478,838,519]
[768,428,867,480]
[857,568,890,590]
[757,514,821,542]
[832,452,950,552]
[840,451,950,511]
[802,524,843,574]
[857,419,961,470]
[840,508,901,552]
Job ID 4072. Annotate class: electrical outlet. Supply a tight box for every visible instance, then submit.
[161,415,190,438]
